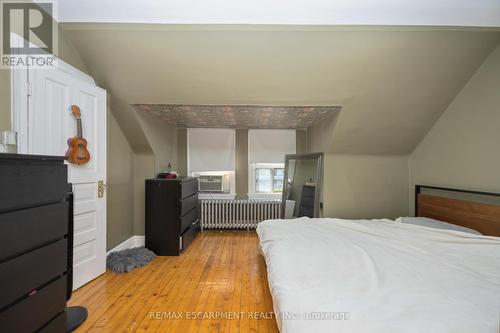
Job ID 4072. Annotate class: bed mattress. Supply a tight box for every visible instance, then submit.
[257,217,500,333]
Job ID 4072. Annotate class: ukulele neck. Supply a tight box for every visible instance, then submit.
[76,119,83,139]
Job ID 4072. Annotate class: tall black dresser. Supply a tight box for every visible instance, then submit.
[0,154,72,333]
[298,184,316,218]
[145,177,200,256]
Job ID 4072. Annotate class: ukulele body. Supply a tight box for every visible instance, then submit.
[66,137,91,165]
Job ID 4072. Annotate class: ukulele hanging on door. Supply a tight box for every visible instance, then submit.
[66,105,91,165]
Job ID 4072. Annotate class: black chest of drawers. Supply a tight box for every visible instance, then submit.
[145,177,200,256]
[0,153,72,333]
[298,184,316,218]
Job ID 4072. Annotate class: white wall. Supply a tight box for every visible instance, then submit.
[136,111,177,174]
[409,44,500,213]
[310,45,500,220]
[107,111,135,249]
[132,153,155,236]
[308,114,409,219]
[323,154,409,219]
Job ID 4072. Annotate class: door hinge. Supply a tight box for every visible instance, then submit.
[27,82,32,97]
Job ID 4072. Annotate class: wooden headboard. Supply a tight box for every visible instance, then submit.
[415,185,500,237]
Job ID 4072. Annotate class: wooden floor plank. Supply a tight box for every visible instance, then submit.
[69,231,279,333]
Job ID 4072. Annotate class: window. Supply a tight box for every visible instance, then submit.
[249,162,286,198]
[248,129,296,199]
[255,166,284,193]
[187,128,236,199]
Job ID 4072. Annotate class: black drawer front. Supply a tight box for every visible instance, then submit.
[181,179,198,199]
[181,194,198,216]
[0,276,66,333]
[0,163,68,213]
[301,187,315,202]
[180,207,198,234]
[180,220,200,252]
[0,239,67,310]
[0,202,68,261]
[38,312,66,333]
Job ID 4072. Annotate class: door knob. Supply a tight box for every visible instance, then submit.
[98,180,107,198]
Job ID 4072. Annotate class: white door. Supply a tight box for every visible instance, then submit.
[13,62,107,290]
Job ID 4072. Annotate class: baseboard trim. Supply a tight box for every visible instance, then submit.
[107,235,145,255]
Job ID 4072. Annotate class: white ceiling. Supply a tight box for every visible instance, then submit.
[59,0,500,27]
[62,25,500,154]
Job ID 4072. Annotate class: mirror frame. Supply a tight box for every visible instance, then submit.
[280,152,324,219]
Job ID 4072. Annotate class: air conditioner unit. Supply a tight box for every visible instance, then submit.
[198,174,230,193]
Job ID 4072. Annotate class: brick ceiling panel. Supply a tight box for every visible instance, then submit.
[133,104,341,129]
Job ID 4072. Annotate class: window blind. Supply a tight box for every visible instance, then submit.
[187,128,235,172]
[248,129,296,164]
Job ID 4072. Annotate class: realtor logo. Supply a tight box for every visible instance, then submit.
[1,0,57,68]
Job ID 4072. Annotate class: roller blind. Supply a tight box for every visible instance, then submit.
[187,128,235,172]
[248,129,296,164]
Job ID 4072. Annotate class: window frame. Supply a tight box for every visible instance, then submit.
[248,162,285,199]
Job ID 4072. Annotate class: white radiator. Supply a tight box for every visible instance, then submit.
[200,199,282,230]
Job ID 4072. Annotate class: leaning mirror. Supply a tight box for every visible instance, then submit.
[281,153,324,219]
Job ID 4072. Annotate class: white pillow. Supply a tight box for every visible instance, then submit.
[397,217,482,235]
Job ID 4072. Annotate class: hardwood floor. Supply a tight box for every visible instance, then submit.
[69,231,279,333]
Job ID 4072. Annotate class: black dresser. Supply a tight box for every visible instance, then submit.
[298,184,316,218]
[145,177,200,256]
[0,154,72,333]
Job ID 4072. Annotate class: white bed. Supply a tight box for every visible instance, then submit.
[257,217,500,333]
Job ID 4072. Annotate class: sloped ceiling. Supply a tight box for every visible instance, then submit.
[61,24,500,154]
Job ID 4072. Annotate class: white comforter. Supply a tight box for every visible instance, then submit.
[257,217,500,333]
